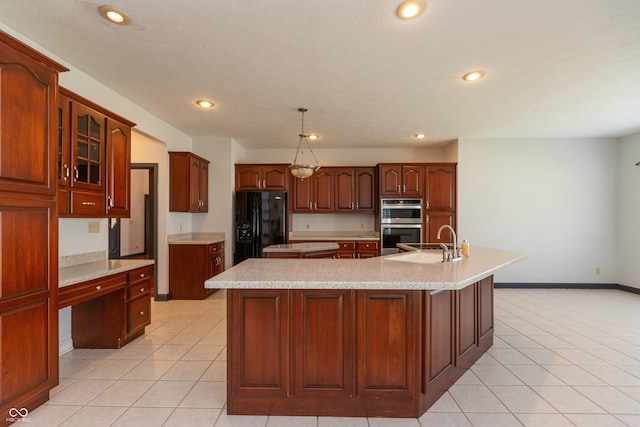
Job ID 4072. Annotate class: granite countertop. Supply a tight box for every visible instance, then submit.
[263,242,340,253]
[205,246,523,291]
[168,232,226,245]
[59,258,154,288]
[289,231,380,242]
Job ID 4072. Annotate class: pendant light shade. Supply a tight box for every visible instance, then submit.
[289,108,320,179]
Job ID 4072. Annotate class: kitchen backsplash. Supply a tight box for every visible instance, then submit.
[291,213,375,232]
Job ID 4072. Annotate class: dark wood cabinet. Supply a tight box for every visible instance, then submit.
[379,164,423,197]
[292,169,334,213]
[334,167,376,213]
[169,241,224,299]
[60,265,153,349]
[227,277,494,417]
[424,164,457,243]
[169,152,209,212]
[356,240,379,258]
[57,88,134,217]
[235,164,289,191]
[0,30,67,419]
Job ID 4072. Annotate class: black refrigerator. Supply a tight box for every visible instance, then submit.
[234,191,287,264]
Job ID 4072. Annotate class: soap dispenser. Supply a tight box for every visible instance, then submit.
[461,239,469,256]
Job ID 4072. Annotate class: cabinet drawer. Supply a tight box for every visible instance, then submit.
[129,266,153,283]
[209,242,224,254]
[59,273,127,308]
[337,241,356,250]
[70,191,105,215]
[127,281,151,300]
[128,295,150,332]
[357,241,379,251]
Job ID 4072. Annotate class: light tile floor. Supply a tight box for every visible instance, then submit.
[25,288,640,426]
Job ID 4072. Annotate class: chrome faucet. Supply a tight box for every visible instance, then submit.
[437,224,461,261]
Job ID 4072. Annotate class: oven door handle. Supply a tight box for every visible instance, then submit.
[381,224,422,228]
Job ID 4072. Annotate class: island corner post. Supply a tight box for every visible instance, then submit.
[224,274,495,417]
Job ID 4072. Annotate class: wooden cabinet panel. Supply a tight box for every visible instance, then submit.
[356,240,379,258]
[169,152,209,212]
[228,289,290,398]
[425,211,455,244]
[292,169,334,212]
[424,290,455,386]
[478,276,494,343]
[355,168,376,212]
[169,242,223,299]
[0,45,59,196]
[379,164,423,197]
[357,290,417,396]
[127,294,151,334]
[334,167,376,213]
[425,164,456,211]
[106,118,131,217]
[235,164,289,191]
[334,168,354,212]
[293,290,354,397]
[456,283,478,368]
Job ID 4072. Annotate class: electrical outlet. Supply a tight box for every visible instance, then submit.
[179,224,183,232]
[87,221,100,233]
[360,223,364,229]
[595,267,601,275]
[306,223,310,229]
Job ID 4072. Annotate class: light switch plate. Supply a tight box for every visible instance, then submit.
[87,221,100,233]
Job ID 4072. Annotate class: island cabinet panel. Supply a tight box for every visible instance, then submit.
[228,290,290,401]
[356,291,417,399]
[226,277,494,418]
[293,290,354,397]
[456,282,479,368]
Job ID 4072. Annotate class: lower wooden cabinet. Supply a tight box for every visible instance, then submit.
[227,277,494,417]
[169,241,224,300]
[297,240,380,259]
[59,265,153,349]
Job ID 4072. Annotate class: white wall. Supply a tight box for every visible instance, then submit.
[241,147,449,165]
[458,138,619,284]
[617,132,640,289]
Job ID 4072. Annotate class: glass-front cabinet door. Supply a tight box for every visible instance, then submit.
[71,102,105,192]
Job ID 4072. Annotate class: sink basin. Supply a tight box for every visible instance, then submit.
[385,250,444,264]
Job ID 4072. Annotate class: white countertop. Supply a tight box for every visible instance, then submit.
[168,232,225,245]
[59,259,155,288]
[205,246,523,291]
[263,242,340,253]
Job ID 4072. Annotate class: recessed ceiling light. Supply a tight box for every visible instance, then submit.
[414,133,426,139]
[99,6,131,25]
[462,70,485,81]
[196,100,215,109]
[307,134,319,141]
[396,1,425,19]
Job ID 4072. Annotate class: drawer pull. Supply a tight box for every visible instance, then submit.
[139,287,145,293]
[140,273,145,278]
[96,285,102,290]
[82,201,96,206]
[139,311,145,316]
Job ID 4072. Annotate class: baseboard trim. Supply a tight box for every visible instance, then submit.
[495,282,640,295]
[59,337,74,356]
[154,293,170,301]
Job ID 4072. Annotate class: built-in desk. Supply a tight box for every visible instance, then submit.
[59,259,154,349]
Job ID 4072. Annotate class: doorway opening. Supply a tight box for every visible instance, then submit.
[108,163,158,297]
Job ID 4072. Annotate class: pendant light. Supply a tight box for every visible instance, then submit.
[289,108,320,179]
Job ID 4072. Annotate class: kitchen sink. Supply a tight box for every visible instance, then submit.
[384,250,444,264]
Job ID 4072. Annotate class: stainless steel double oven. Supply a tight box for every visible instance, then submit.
[380,198,422,254]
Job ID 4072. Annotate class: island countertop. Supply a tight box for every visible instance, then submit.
[205,246,523,290]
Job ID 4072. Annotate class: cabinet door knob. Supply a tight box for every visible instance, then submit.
[139,311,145,316]
[140,287,145,293]
[96,285,102,290]
[262,180,266,188]
[403,184,406,193]
[73,166,79,181]
[140,273,145,278]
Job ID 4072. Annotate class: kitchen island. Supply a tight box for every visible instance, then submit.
[206,247,522,418]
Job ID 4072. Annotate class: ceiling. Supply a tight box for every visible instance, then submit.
[1,0,640,149]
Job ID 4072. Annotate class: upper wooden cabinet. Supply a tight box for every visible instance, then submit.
[379,164,423,197]
[292,169,334,213]
[334,167,376,213]
[235,164,289,191]
[0,35,67,196]
[425,164,456,211]
[0,30,67,420]
[169,151,210,212]
[57,88,134,217]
